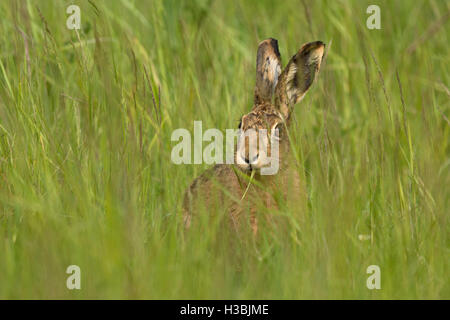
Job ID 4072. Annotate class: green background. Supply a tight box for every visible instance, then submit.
[0,0,448,299]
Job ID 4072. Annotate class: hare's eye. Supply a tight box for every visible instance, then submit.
[273,123,282,140]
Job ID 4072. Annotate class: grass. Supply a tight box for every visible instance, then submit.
[0,0,448,299]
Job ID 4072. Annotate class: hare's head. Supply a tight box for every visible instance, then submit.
[235,39,325,173]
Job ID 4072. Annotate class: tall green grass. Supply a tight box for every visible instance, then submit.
[0,0,448,299]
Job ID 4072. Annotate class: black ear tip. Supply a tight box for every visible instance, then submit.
[258,38,281,59]
[299,41,325,56]
[270,38,281,57]
[312,41,325,49]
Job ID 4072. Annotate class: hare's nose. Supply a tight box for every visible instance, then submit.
[244,153,259,164]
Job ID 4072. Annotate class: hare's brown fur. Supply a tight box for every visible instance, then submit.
[183,39,325,234]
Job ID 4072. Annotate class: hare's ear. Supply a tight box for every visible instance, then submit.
[275,41,325,119]
[254,38,282,105]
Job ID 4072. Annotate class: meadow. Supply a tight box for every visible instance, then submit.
[0,0,448,299]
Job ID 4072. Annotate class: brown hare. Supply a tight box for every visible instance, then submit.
[183,38,325,235]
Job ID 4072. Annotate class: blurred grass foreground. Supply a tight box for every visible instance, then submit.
[0,0,448,299]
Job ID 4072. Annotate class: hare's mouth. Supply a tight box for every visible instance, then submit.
[235,147,279,175]
[236,162,254,173]
[236,155,280,176]
[236,162,264,174]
